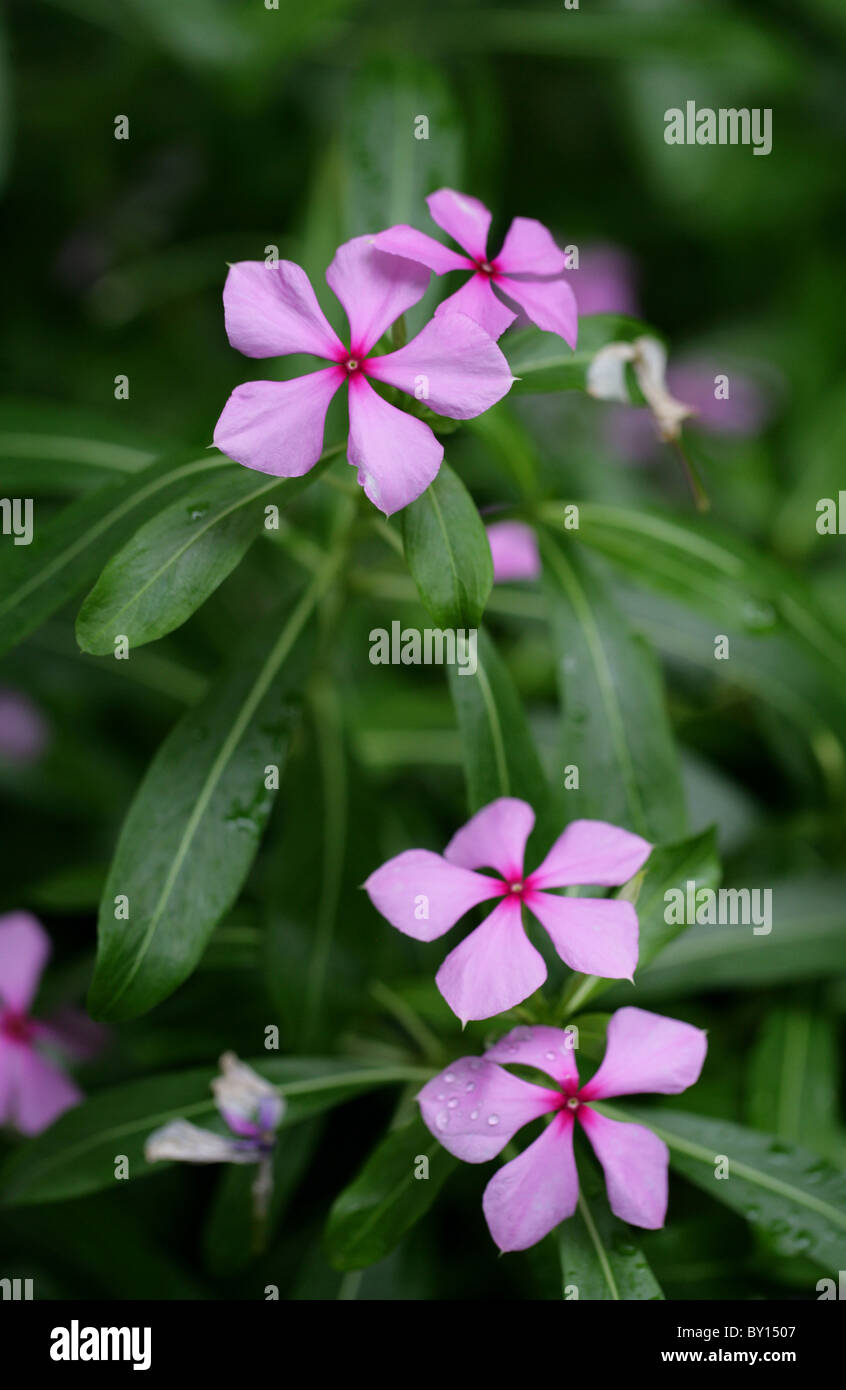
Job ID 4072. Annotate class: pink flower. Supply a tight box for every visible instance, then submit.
[364,798,651,1023]
[373,189,578,347]
[0,913,104,1135]
[214,235,514,515]
[562,243,639,318]
[0,688,49,765]
[419,1008,707,1250]
[486,521,541,583]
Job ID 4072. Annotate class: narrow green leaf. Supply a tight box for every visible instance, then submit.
[0,449,229,657]
[541,533,686,842]
[325,1114,456,1271]
[0,397,159,493]
[88,564,340,1021]
[566,503,780,633]
[747,1005,845,1163]
[76,451,337,654]
[447,626,553,820]
[611,875,846,1000]
[506,314,653,394]
[342,55,462,238]
[558,1172,664,1300]
[401,462,493,628]
[605,1104,846,1271]
[0,1059,432,1208]
[562,828,721,1017]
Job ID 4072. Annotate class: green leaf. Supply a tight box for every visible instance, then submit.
[342,55,462,238]
[562,828,721,1017]
[611,875,846,1000]
[605,1104,846,1271]
[558,1171,664,1300]
[0,398,160,493]
[325,1114,456,1271]
[566,503,781,633]
[76,453,336,654]
[0,449,229,657]
[747,1005,846,1163]
[541,534,685,842]
[568,505,846,729]
[401,462,493,629]
[506,314,654,394]
[447,626,553,819]
[88,567,338,1021]
[0,1059,432,1208]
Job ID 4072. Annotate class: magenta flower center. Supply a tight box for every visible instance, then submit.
[0,1007,34,1044]
[476,259,496,277]
[345,357,359,374]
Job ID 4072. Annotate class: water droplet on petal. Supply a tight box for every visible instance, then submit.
[444,1072,456,1083]
[465,1082,475,1092]
[487,1114,500,1126]
[447,1098,458,1109]
[436,1111,449,1131]
[470,1109,479,1120]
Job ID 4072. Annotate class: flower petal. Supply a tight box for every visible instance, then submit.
[443,797,534,880]
[0,688,48,763]
[579,1107,668,1228]
[0,1040,12,1125]
[346,374,443,515]
[223,260,343,360]
[526,891,638,981]
[33,1008,108,1062]
[434,274,516,339]
[487,521,541,583]
[371,225,472,274]
[579,1006,708,1101]
[427,189,492,261]
[482,1110,579,1251]
[435,894,547,1024]
[496,217,567,276]
[214,368,342,478]
[566,244,639,317]
[326,236,430,356]
[484,1024,580,1091]
[529,819,652,890]
[418,1056,557,1163]
[497,274,578,349]
[145,1120,253,1165]
[0,911,50,1013]
[366,312,514,420]
[212,1051,286,1132]
[364,849,500,943]
[1,1043,81,1135]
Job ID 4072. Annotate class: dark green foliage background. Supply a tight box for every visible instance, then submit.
[0,0,845,1300]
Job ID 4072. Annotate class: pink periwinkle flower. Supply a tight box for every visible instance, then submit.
[0,913,104,1135]
[214,235,514,515]
[364,798,651,1024]
[419,1008,707,1250]
[373,189,578,347]
[486,520,541,583]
